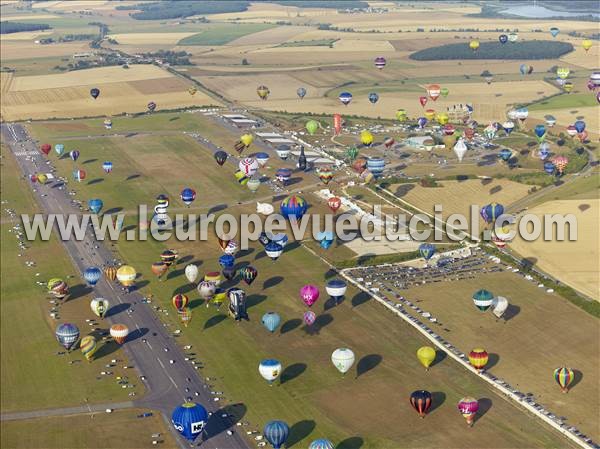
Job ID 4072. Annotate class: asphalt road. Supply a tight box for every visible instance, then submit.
[1,123,250,449]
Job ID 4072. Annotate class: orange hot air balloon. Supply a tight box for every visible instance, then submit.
[327,196,342,213]
[172,293,189,311]
[103,266,117,282]
[468,348,489,372]
[110,324,129,344]
[427,84,441,101]
[217,237,230,251]
[151,261,168,278]
[333,113,342,135]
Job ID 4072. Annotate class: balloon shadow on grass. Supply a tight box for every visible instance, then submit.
[125,174,140,181]
[208,204,227,215]
[204,314,226,330]
[173,284,196,295]
[312,313,333,334]
[502,304,520,321]
[87,178,104,185]
[352,291,371,308]
[106,302,130,318]
[92,339,120,360]
[287,420,316,448]
[486,353,500,370]
[263,276,283,290]
[570,369,583,390]
[204,403,247,440]
[68,284,92,300]
[472,398,492,425]
[246,294,266,309]
[356,354,382,378]
[177,255,194,265]
[237,248,254,258]
[431,350,447,368]
[83,159,97,164]
[104,207,122,215]
[280,363,306,385]
[429,391,446,415]
[336,437,363,449]
[280,318,301,335]
[166,268,184,280]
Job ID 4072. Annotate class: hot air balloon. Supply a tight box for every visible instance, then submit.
[464,128,475,140]
[247,177,260,193]
[218,254,235,268]
[101,161,113,174]
[257,85,270,100]
[368,92,379,104]
[221,265,235,282]
[172,293,189,311]
[453,139,468,162]
[178,307,192,327]
[104,266,117,282]
[544,115,556,127]
[396,109,407,121]
[327,196,342,213]
[188,86,197,96]
[574,120,585,133]
[198,280,216,300]
[104,118,112,129]
[54,144,64,157]
[88,198,103,215]
[240,266,258,285]
[552,155,568,175]
[265,241,284,261]
[499,34,508,44]
[360,130,374,146]
[419,96,428,107]
[90,298,109,318]
[180,188,196,206]
[171,402,208,442]
[240,133,254,148]
[40,143,51,155]
[442,124,455,136]
[410,390,432,418]
[424,109,436,121]
[484,74,494,85]
[417,117,427,129]
[469,40,479,51]
[566,125,578,137]
[440,87,449,98]
[255,152,270,166]
[263,420,289,449]
[333,113,342,135]
[84,266,102,286]
[582,39,593,51]
[554,367,575,393]
[502,121,515,135]
[204,271,222,286]
[214,150,227,166]
[110,324,129,344]
[234,170,249,185]
[326,279,347,304]
[47,278,69,299]
[69,150,80,162]
[317,166,333,185]
[534,124,546,143]
[160,249,178,268]
[472,289,494,311]
[297,87,307,99]
[520,64,533,75]
[90,88,100,99]
[309,439,335,449]
[419,243,436,261]
[427,84,441,101]
[37,173,47,183]
[468,348,489,372]
[303,310,316,327]
[56,323,79,350]
[499,148,512,162]
[275,168,292,185]
[374,56,386,69]
[338,91,352,106]
[417,346,436,370]
[458,397,479,426]
[550,27,559,37]
[80,335,97,362]
[280,195,307,220]
[275,144,290,160]
[300,285,319,307]
[116,265,136,291]
[73,169,86,182]
[544,161,555,175]
[306,120,319,135]
[331,348,355,375]
[509,31,518,42]
[481,203,504,224]
[437,112,449,125]
[228,287,249,321]
[239,158,259,177]
[556,67,570,80]
[491,295,509,319]
[317,231,334,250]
[262,312,281,333]
[259,359,282,384]
[147,101,157,112]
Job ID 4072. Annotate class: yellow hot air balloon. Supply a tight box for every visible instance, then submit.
[80,335,98,362]
[240,133,253,147]
[443,134,457,150]
[256,85,270,100]
[437,112,449,125]
[37,173,48,184]
[396,109,407,122]
[582,39,593,52]
[424,109,436,121]
[360,130,374,146]
[116,265,136,290]
[469,40,480,51]
[188,86,197,96]
[417,346,436,370]
[563,82,573,93]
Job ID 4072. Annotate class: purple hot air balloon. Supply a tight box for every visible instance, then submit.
[69,150,80,162]
[303,311,316,326]
[417,117,428,129]
[300,285,319,308]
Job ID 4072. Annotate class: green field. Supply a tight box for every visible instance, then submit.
[0,145,142,412]
[278,39,339,47]
[528,93,598,111]
[0,409,176,449]
[177,23,275,46]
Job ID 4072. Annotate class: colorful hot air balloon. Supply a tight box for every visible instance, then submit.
[419,243,436,261]
[214,150,227,166]
[360,130,374,146]
[552,155,568,175]
[317,166,333,185]
[367,157,385,179]
[338,91,352,106]
[90,298,109,318]
[499,148,512,162]
[419,96,428,107]
[297,87,307,99]
[263,420,289,449]
[69,150,80,161]
[160,249,178,268]
[440,87,449,97]
[40,143,51,155]
[458,397,479,426]
[55,323,79,350]
[84,266,102,286]
[178,307,192,327]
[171,402,208,442]
[424,109,436,121]
[554,367,575,393]
[257,85,270,100]
[180,188,196,206]
[90,88,100,99]
[72,169,86,182]
[333,113,342,135]
[306,120,319,135]
[469,40,480,51]
[275,168,292,185]
[80,335,98,362]
[247,177,260,193]
[327,196,342,213]
[198,280,216,300]
[147,101,157,112]
[88,198,103,214]
[498,34,508,44]
[103,266,117,282]
[309,439,334,449]
[582,39,593,52]
[437,112,449,125]
[481,203,504,224]
[265,241,283,261]
[238,158,259,177]
[172,293,189,311]
[427,84,441,101]
[417,346,436,370]
[218,254,235,268]
[374,56,386,69]
[116,265,136,290]
[543,161,555,175]
[240,266,258,285]
[104,118,112,129]
[259,359,282,384]
[240,133,254,148]
[472,289,494,312]
[396,109,407,121]
[556,67,570,80]
[110,324,129,344]
[54,144,64,157]
[102,161,113,174]
[47,278,69,299]
[300,285,319,307]
[303,310,316,327]
[255,152,270,166]
[280,195,307,220]
[228,287,249,321]
[331,348,355,375]
[534,124,546,143]
[468,348,489,372]
[410,390,432,418]
[417,117,428,129]
[368,92,379,104]
[262,312,281,333]
[326,279,347,304]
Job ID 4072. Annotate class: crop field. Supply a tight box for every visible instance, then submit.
[1,65,220,121]
[1,40,91,60]
[0,145,141,412]
[108,32,199,46]
[0,409,176,449]
[391,268,599,440]
[509,198,600,301]
[178,23,275,46]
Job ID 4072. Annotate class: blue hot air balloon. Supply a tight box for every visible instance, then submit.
[481,203,504,224]
[276,168,292,185]
[367,157,385,179]
[538,142,550,160]
[326,279,347,303]
[83,266,102,286]
[550,27,559,38]
[317,231,334,249]
[417,117,427,129]
[55,144,65,156]
[102,161,113,173]
[338,91,353,106]
[263,420,289,449]
[574,120,585,133]
[69,150,80,161]
[262,312,281,333]
[88,198,103,214]
[55,323,80,350]
[544,161,556,175]
[498,34,508,44]
[297,87,307,99]
[534,124,546,141]
[280,195,307,220]
[218,254,235,268]
[419,243,436,260]
[255,152,270,166]
[309,439,335,449]
[499,148,512,162]
[180,188,196,206]
[368,92,379,104]
[265,241,283,261]
[171,402,208,442]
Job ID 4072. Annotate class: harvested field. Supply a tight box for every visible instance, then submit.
[1,41,91,60]
[0,30,53,40]
[108,33,197,46]
[227,25,308,46]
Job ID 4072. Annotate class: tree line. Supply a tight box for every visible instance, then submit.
[410,41,573,61]
[0,22,50,34]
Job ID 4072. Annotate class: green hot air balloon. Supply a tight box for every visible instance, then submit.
[306,120,319,135]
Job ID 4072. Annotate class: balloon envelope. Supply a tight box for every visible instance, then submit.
[259,359,282,383]
[171,402,208,442]
[417,347,436,369]
[55,323,79,350]
[262,312,281,333]
[331,348,355,374]
[263,421,289,449]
